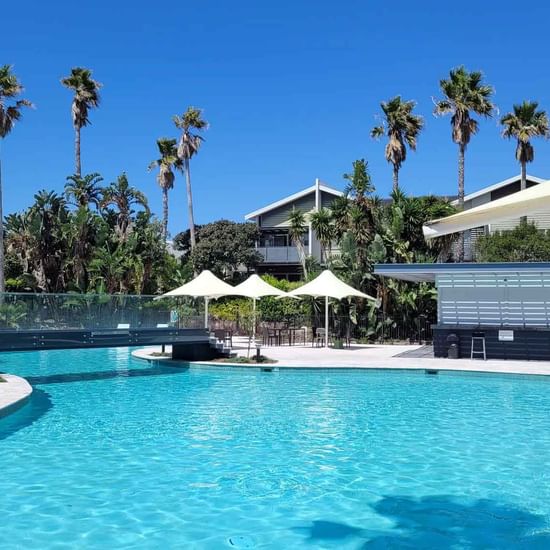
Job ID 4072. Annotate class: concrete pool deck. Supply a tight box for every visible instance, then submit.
[0,374,33,417]
[133,338,550,377]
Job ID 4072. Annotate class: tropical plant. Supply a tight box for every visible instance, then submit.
[64,173,103,209]
[287,207,309,277]
[61,67,101,177]
[310,207,334,263]
[434,66,494,260]
[101,173,149,240]
[0,65,32,292]
[371,96,424,191]
[173,107,208,250]
[500,101,549,190]
[148,138,182,239]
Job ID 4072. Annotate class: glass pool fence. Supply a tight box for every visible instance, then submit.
[0,293,204,331]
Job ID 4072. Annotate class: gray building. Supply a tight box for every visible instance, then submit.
[457,174,548,260]
[245,179,343,279]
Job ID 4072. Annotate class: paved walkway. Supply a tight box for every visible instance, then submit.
[133,338,550,377]
[0,374,33,417]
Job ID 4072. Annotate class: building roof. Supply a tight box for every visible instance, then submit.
[244,181,343,220]
[451,174,547,205]
[374,262,550,283]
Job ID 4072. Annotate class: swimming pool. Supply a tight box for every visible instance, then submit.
[1,348,550,548]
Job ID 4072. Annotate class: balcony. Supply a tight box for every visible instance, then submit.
[256,246,300,264]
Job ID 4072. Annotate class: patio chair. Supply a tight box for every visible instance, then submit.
[214,329,232,348]
[313,328,329,347]
[262,327,278,346]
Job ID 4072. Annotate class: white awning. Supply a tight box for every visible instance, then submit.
[423,179,550,239]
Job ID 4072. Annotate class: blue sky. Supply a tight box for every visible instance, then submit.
[4,0,550,236]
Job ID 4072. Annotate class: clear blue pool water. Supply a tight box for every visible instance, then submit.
[2,348,550,548]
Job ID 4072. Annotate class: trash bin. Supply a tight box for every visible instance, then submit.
[446,333,459,359]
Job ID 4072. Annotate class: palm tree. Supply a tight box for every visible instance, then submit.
[371,96,424,191]
[148,138,182,239]
[0,65,32,292]
[434,66,494,260]
[101,173,149,240]
[310,208,334,264]
[501,101,549,190]
[61,67,101,177]
[64,173,104,209]
[287,207,308,278]
[173,107,208,250]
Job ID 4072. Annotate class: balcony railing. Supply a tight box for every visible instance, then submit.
[256,246,300,264]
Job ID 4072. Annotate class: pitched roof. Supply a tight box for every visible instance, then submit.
[244,181,343,220]
[451,174,547,205]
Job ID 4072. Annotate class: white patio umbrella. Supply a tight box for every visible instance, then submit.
[158,270,236,328]
[232,274,289,340]
[423,179,550,239]
[287,270,376,347]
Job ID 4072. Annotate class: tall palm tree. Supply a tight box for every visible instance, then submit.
[310,207,334,264]
[64,173,103,209]
[173,106,208,250]
[501,101,549,190]
[287,207,308,278]
[371,96,424,191]
[434,66,494,260]
[148,138,182,239]
[61,67,101,177]
[101,173,149,240]
[0,65,32,292]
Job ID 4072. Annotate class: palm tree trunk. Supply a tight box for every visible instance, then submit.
[0,148,4,293]
[456,143,466,262]
[392,165,399,192]
[184,158,196,249]
[521,160,527,191]
[162,187,169,240]
[75,124,81,177]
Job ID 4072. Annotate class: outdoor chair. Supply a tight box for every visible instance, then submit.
[214,329,232,348]
[313,328,330,347]
[262,327,278,346]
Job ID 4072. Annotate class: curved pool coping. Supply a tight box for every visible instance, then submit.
[0,374,33,418]
[131,347,550,378]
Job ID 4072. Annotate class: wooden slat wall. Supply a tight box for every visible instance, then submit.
[437,272,550,327]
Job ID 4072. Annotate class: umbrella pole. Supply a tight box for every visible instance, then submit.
[204,297,209,329]
[253,297,257,341]
[325,295,329,348]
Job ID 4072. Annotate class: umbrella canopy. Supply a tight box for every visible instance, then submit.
[288,270,376,347]
[423,179,550,239]
[159,270,236,328]
[233,274,288,299]
[161,270,235,298]
[232,274,289,340]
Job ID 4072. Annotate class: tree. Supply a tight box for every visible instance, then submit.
[189,220,261,279]
[173,107,208,250]
[0,65,32,293]
[64,173,103,209]
[310,207,334,264]
[434,66,494,260]
[500,101,549,190]
[148,138,182,239]
[61,67,101,177]
[476,221,550,262]
[371,96,424,191]
[101,173,149,241]
[287,207,309,277]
